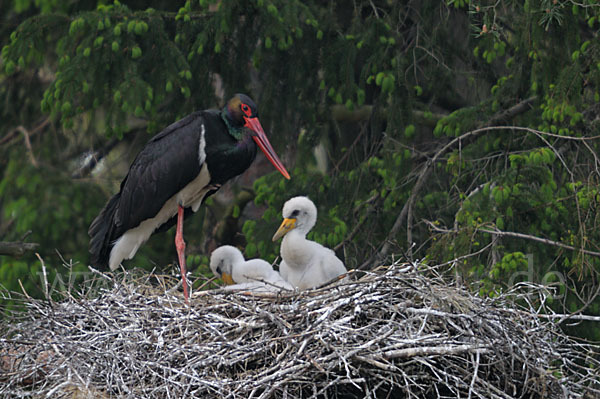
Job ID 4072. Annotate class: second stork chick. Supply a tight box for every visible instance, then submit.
[210,245,292,292]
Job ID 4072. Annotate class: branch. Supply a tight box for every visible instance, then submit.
[536,313,600,322]
[334,214,369,252]
[383,344,491,359]
[478,227,600,258]
[336,193,380,252]
[360,126,490,268]
[359,94,600,270]
[0,118,49,147]
[0,241,40,257]
[16,126,38,167]
[424,220,600,258]
[487,96,537,125]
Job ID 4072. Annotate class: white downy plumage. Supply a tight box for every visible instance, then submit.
[210,245,293,292]
[272,196,347,290]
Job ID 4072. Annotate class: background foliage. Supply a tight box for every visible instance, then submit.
[1,0,600,338]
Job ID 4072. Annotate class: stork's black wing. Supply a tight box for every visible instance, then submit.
[113,111,207,236]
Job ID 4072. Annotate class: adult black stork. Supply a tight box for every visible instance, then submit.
[89,94,290,302]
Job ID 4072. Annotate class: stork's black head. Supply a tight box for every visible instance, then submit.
[221,93,291,180]
[224,93,258,127]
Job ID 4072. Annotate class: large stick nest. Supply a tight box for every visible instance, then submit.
[1,261,599,398]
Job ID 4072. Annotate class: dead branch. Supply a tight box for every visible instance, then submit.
[15,126,38,167]
[0,118,49,147]
[0,241,40,257]
[425,220,600,258]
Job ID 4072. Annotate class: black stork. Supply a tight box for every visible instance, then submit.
[89,94,290,302]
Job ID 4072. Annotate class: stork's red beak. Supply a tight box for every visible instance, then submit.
[245,116,291,180]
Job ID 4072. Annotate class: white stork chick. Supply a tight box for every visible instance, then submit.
[209,245,293,292]
[272,196,347,290]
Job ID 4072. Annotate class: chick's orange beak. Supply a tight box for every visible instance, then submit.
[221,273,235,285]
[272,218,296,241]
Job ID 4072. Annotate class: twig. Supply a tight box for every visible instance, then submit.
[35,253,50,301]
[0,118,49,146]
[479,227,600,257]
[468,351,480,399]
[16,126,38,167]
[535,313,600,322]
[383,344,491,359]
[17,279,31,299]
[425,220,600,258]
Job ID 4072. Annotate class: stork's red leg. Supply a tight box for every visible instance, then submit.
[175,205,189,303]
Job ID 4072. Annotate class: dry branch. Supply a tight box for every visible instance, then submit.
[0,118,49,147]
[425,220,600,258]
[0,241,39,257]
[1,261,599,398]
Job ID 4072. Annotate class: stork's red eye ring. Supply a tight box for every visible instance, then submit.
[241,103,252,116]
